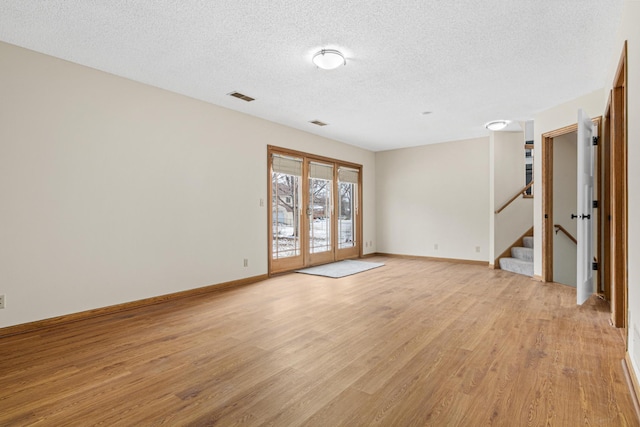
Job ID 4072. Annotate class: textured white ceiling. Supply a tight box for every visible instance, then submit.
[0,1,623,151]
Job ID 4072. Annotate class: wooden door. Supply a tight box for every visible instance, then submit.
[576,109,595,305]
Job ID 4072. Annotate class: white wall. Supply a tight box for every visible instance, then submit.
[533,89,604,279]
[0,42,376,328]
[605,0,640,376]
[375,137,489,262]
[490,130,533,263]
[552,132,577,287]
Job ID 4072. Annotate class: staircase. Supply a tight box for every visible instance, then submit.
[499,236,533,276]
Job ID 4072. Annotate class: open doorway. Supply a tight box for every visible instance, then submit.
[552,131,578,287]
[541,118,601,291]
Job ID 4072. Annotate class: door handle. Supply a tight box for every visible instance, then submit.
[571,214,578,219]
[580,214,591,220]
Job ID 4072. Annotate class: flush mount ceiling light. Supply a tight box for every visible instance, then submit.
[312,49,346,70]
[485,120,510,131]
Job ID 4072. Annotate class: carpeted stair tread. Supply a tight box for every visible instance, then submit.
[498,234,534,277]
[499,257,534,277]
[511,246,533,262]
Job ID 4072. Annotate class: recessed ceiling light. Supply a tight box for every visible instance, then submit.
[485,120,510,131]
[421,111,433,115]
[312,49,346,70]
[309,120,328,126]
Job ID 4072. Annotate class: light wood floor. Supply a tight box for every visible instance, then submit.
[1,257,637,426]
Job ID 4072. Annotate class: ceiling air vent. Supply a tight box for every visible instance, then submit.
[227,91,255,102]
[309,120,328,126]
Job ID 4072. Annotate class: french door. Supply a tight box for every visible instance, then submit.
[269,146,362,274]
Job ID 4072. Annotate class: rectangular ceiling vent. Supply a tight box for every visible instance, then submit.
[228,91,255,102]
[309,120,328,127]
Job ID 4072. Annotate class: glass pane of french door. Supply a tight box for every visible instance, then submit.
[271,154,304,272]
[338,167,358,249]
[308,162,334,264]
[337,167,360,259]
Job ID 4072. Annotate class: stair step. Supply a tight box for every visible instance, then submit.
[523,236,534,249]
[499,257,534,277]
[511,246,533,262]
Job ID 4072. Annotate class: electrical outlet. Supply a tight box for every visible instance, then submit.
[0,294,5,309]
[434,243,439,250]
[475,246,481,253]
[243,259,248,267]
[259,198,264,207]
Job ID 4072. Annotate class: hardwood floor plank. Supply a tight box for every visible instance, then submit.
[260,363,369,426]
[0,257,637,426]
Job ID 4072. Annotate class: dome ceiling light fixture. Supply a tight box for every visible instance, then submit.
[485,120,510,131]
[312,49,346,70]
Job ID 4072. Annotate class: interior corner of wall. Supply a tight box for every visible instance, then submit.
[630,317,640,374]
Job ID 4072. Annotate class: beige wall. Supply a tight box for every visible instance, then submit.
[606,0,640,375]
[0,42,376,328]
[552,132,577,287]
[375,137,489,261]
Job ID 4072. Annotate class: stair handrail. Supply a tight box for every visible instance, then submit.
[554,224,598,264]
[495,181,534,214]
[554,224,577,245]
